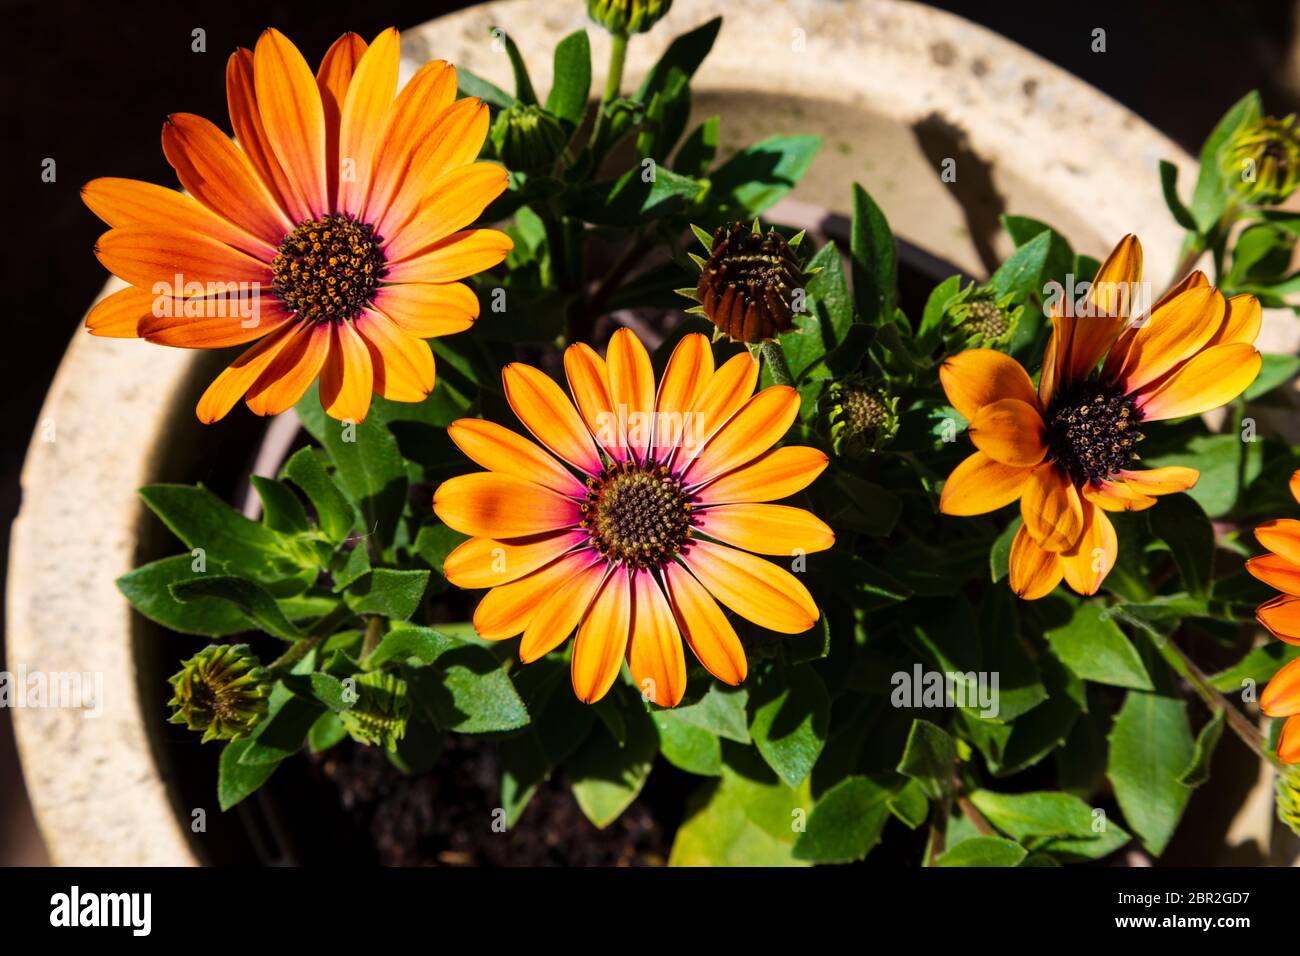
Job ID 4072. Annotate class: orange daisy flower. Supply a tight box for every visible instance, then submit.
[432,329,833,707]
[82,28,511,423]
[938,234,1262,599]
[1246,469,1300,764]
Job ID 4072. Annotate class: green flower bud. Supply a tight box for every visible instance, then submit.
[1220,114,1300,206]
[339,671,409,752]
[944,283,1022,349]
[587,0,672,35]
[168,644,271,744]
[1276,770,1300,838]
[820,376,899,458]
[489,103,568,174]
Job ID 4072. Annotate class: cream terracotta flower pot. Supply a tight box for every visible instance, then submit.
[10,0,1296,865]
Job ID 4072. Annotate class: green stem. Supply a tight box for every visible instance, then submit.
[267,604,353,676]
[759,338,795,387]
[589,31,628,153]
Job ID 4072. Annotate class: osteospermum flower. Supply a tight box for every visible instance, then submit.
[1245,469,1300,764]
[82,28,511,422]
[433,329,833,707]
[939,234,1262,599]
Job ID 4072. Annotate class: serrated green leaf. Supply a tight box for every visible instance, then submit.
[343,569,428,621]
[749,664,829,788]
[117,555,252,637]
[170,575,302,641]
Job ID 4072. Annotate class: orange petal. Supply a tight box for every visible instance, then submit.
[226,48,298,220]
[502,362,602,475]
[1261,657,1300,717]
[1247,554,1300,597]
[678,351,759,461]
[370,281,478,339]
[1257,520,1300,567]
[82,177,275,261]
[354,309,436,401]
[606,328,657,462]
[1082,479,1157,513]
[1256,594,1300,646]
[447,418,587,498]
[253,28,329,219]
[684,385,800,486]
[139,297,294,349]
[696,446,829,505]
[1101,269,1208,382]
[564,342,623,464]
[160,113,293,246]
[939,451,1034,516]
[1008,523,1063,600]
[1116,466,1199,497]
[1021,463,1084,552]
[1133,343,1261,421]
[664,560,746,684]
[519,556,606,663]
[653,333,714,459]
[968,398,1048,468]
[682,539,818,634]
[85,286,155,338]
[364,60,458,228]
[1103,286,1224,394]
[443,530,588,590]
[433,472,581,539]
[1062,234,1142,382]
[194,321,302,423]
[940,349,1039,423]
[1279,715,1300,763]
[628,571,688,707]
[1038,328,1059,407]
[244,321,331,416]
[1292,470,1300,507]
[315,32,368,210]
[571,568,632,703]
[96,226,272,293]
[373,94,487,238]
[383,228,513,283]
[382,163,509,262]
[335,28,398,214]
[1059,499,1117,595]
[1207,293,1262,348]
[318,319,374,421]
[473,551,594,640]
[693,504,834,555]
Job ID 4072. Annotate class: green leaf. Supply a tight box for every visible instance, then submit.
[218,739,280,810]
[989,230,1052,301]
[279,447,354,543]
[250,475,309,534]
[1244,353,1300,401]
[117,555,252,637]
[419,643,529,734]
[673,116,719,178]
[653,711,722,776]
[343,569,428,621]
[980,587,1047,721]
[169,575,303,640]
[635,16,721,102]
[934,836,1026,867]
[239,690,324,765]
[545,29,591,126]
[1179,709,1226,789]
[139,484,291,580]
[708,134,821,217]
[989,516,1021,583]
[1146,433,1259,519]
[896,719,957,800]
[1107,688,1195,855]
[781,242,853,380]
[968,789,1100,842]
[491,25,537,104]
[307,711,347,753]
[917,273,962,351]
[849,182,897,325]
[1147,493,1214,596]
[1000,215,1074,288]
[670,683,750,743]
[569,699,658,828]
[1158,160,1199,231]
[1045,602,1153,690]
[1038,823,1132,862]
[887,778,930,830]
[330,543,370,592]
[792,775,892,863]
[1190,90,1262,233]
[457,67,512,109]
[1210,639,1300,692]
[749,664,829,788]
[365,625,460,669]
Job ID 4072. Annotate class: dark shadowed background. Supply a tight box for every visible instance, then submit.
[3,0,1297,865]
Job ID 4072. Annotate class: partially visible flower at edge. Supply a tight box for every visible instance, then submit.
[588,0,672,35]
[1220,113,1300,207]
[82,27,512,423]
[938,234,1262,600]
[1246,468,1300,764]
[432,329,833,707]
